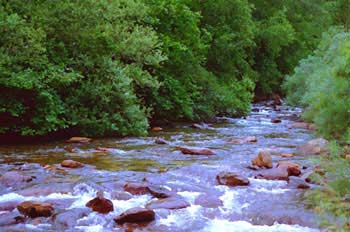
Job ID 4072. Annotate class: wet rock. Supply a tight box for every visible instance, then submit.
[114,207,155,224]
[66,137,92,143]
[61,160,84,168]
[276,161,301,170]
[255,168,289,181]
[194,194,223,208]
[155,138,168,145]
[151,127,163,132]
[216,171,249,186]
[298,138,329,155]
[288,176,310,189]
[147,185,174,198]
[17,201,54,218]
[0,201,20,211]
[111,191,133,200]
[271,118,282,123]
[124,183,149,195]
[272,93,283,106]
[246,165,260,171]
[0,212,24,226]
[179,146,215,155]
[0,171,34,187]
[280,153,294,158]
[227,136,257,144]
[95,147,114,152]
[146,196,190,210]
[86,191,113,214]
[252,150,272,169]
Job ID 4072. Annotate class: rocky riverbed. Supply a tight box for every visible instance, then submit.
[0,103,325,231]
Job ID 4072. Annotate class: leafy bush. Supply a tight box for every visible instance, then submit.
[284,29,350,139]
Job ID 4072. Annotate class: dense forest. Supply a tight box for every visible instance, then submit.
[1,1,350,230]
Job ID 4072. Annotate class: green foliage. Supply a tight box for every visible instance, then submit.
[251,0,332,94]
[0,0,163,136]
[284,29,350,139]
[306,141,350,231]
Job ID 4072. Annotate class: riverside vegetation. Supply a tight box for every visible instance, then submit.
[1,0,350,231]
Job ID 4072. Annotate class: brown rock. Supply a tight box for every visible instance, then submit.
[179,146,215,155]
[276,161,301,170]
[17,201,54,218]
[252,150,272,169]
[298,138,328,155]
[123,183,149,195]
[66,137,92,143]
[271,118,282,123]
[280,153,294,158]
[86,191,113,214]
[272,93,283,105]
[43,165,67,174]
[114,207,155,224]
[151,127,163,132]
[216,171,249,186]
[155,138,168,145]
[227,136,257,144]
[146,196,190,210]
[61,160,84,168]
[255,168,289,181]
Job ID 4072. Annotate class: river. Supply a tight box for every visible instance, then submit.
[0,103,320,232]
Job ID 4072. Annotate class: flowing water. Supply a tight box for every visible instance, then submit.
[0,103,320,232]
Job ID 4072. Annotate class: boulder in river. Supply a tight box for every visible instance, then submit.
[86,191,113,214]
[271,118,282,123]
[61,160,84,168]
[255,168,289,181]
[146,196,190,210]
[252,150,272,169]
[114,207,155,224]
[216,171,249,186]
[66,137,92,143]
[298,138,328,155]
[17,201,54,218]
[227,136,257,144]
[0,171,34,187]
[179,146,215,155]
[124,183,149,195]
[272,93,283,106]
[151,127,163,132]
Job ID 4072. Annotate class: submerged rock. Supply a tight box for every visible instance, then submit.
[147,185,174,198]
[255,168,289,181]
[291,122,316,131]
[216,171,249,186]
[227,136,257,144]
[61,160,84,168]
[146,196,190,210]
[17,201,54,218]
[0,212,24,226]
[111,191,133,201]
[252,150,272,169]
[280,153,294,158]
[179,146,215,155]
[0,171,34,187]
[288,176,310,189]
[114,207,155,224]
[194,194,223,208]
[66,137,92,143]
[86,191,113,214]
[298,138,328,155]
[191,123,209,129]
